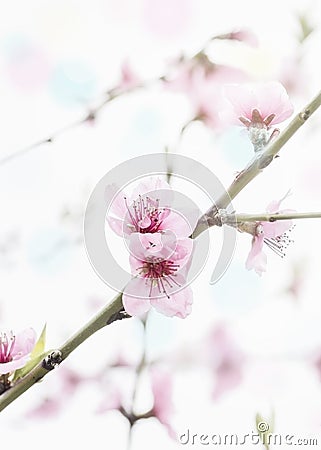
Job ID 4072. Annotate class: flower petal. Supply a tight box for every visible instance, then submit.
[12,328,37,358]
[161,210,194,237]
[106,216,125,237]
[150,286,193,318]
[130,178,172,205]
[262,219,293,238]
[245,235,267,275]
[0,355,30,375]
[105,184,127,219]
[122,290,151,316]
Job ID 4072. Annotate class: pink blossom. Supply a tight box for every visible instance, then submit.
[207,325,245,399]
[227,29,259,48]
[106,177,194,238]
[0,328,36,375]
[117,60,141,92]
[246,195,295,276]
[123,233,193,318]
[27,367,88,419]
[151,368,175,438]
[166,63,247,130]
[95,386,123,414]
[224,81,294,127]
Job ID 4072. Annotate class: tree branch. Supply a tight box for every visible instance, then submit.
[1,89,320,413]
[0,293,127,412]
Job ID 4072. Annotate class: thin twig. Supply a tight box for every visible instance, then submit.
[226,211,321,223]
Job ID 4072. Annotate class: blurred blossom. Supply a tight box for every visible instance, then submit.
[207,325,245,400]
[141,0,193,39]
[243,194,295,276]
[165,62,248,130]
[4,36,51,91]
[0,328,36,375]
[151,368,176,438]
[95,384,123,414]
[278,56,307,97]
[27,367,90,419]
[49,60,97,106]
[227,29,259,48]
[114,60,142,93]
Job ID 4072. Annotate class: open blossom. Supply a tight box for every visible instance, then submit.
[123,233,193,318]
[106,177,194,238]
[0,328,36,374]
[224,81,294,151]
[151,368,175,438]
[245,196,295,276]
[225,81,294,127]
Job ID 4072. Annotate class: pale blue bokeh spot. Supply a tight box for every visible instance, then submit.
[49,60,97,106]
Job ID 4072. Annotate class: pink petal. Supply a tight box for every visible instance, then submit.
[161,209,196,237]
[12,328,36,357]
[150,286,193,318]
[123,276,151,299]
[245,235,267,275]
[0,355,30,375]
[105,184,127,219]
[262,219,293,238]
[106,216,125,236]
[255,81,294,124]
[245,246,267,276]
[129,231,177,262]
[122,294,151,317]
[130,178,172,204]
[224,84,256,120]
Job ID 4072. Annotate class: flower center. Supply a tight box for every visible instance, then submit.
[124,195,169,234]
[0,332,15,364]
[137,258,181,298]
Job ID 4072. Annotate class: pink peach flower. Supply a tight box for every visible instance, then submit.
[106,177,194,238]
[0,328,36,374]
[246,196,295,276]
[224,81,294,127]
[123,233,193,318]
[151,368,175,438]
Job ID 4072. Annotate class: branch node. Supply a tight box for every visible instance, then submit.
[106,309,131,325]
[299,109,311,121]
[42,350,63,371]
